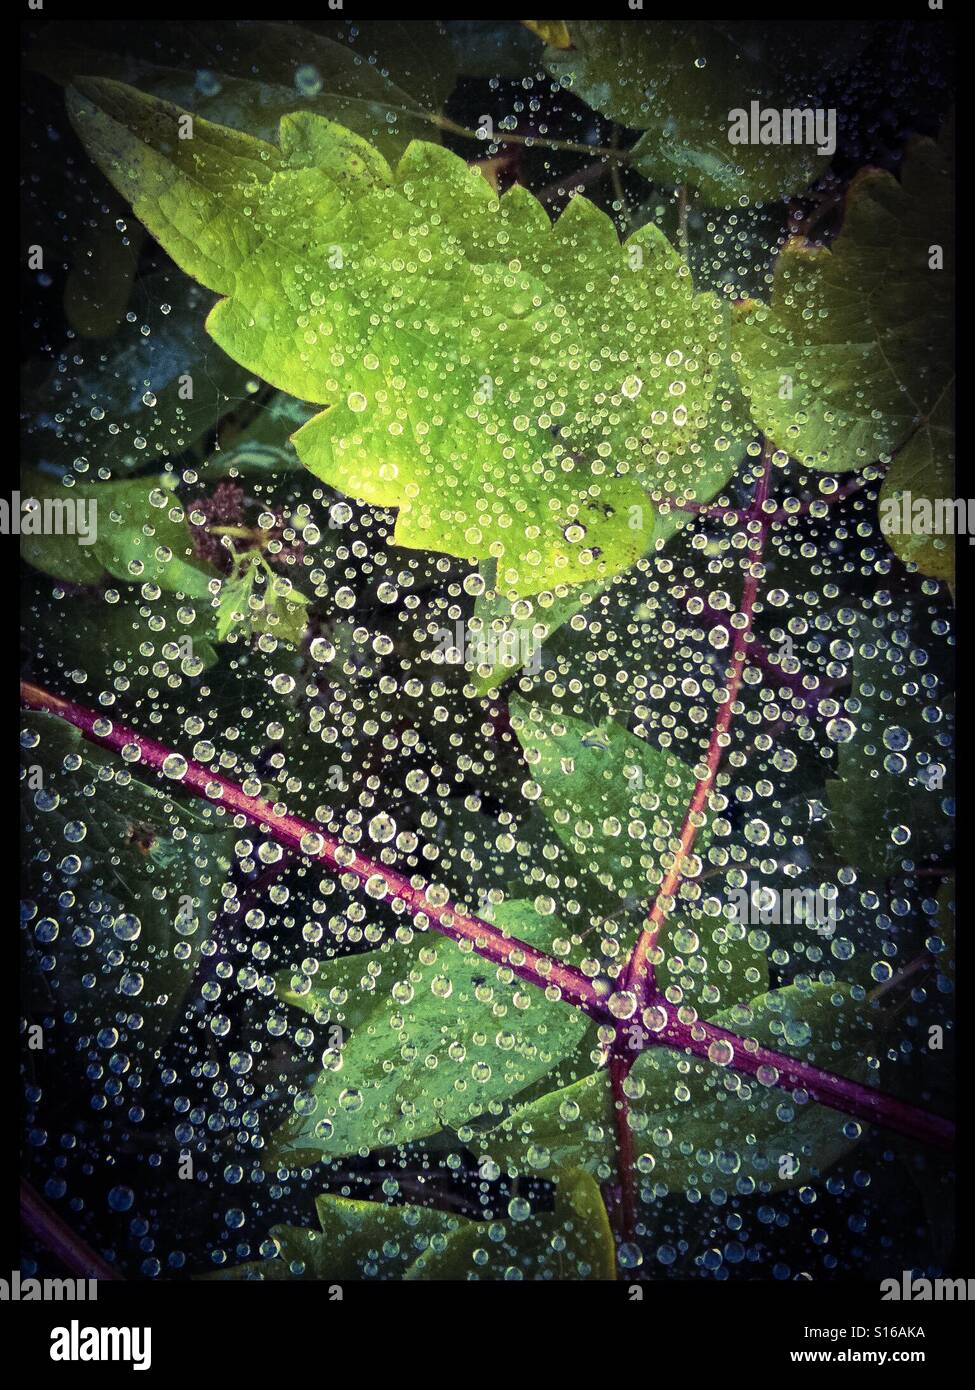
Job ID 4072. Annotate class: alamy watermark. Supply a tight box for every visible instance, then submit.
[433,620,542,677]
[2,490,97,545]
[50,1321,151,1371]
[727,101,837,157]
[1,1269,97,1301]
[728,880,838,935]
[880,491,974,545]
[880,1271,973,1301]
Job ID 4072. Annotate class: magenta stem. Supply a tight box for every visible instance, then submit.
[658,1012,954,1150]
[20,679,954,1153]
[625,449,774,1002]
[20,681,604,1019]
[688,596,843,710]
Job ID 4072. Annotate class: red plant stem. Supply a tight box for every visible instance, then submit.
[19,680,604,1020]
[609,455,769,1227]
[610,445,929,1228]
[657,1014,954,1150]
[19,678,954,1158]
[688,596,843,710]
[624,449,774,1005]
[21,1180,121,1281]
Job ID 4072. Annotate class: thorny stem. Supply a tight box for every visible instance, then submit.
[20,650,955,1256]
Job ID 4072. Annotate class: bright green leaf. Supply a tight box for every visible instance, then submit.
[266,903,589,1166]
[68,80,728,596]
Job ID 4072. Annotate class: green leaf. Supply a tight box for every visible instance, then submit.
[653,902,770,1015]
[213,557,258,642]
[210,1167,614,1281]
[20,712,235,1053]
[467,295,749,689]
[734,121,954,501]
[545,22,823,207]
[509,698,706,906]
[260,576,311,649]
[214,552,311,648]
[18,470,108,586]
[204,1191,463,1281]
[33,20,457,163]
[21,468,220,598]
[201,391,312,477]
[879,387,956,581]
[266,902,589,1166]
[477,982,883,1192]
[67,80,728,596]
[461,570,588,680]
[650,297,755,547]
[468,565,623,696]
[93,475,221,597]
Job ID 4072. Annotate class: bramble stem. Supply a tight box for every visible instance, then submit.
[623,447,774,1006]
[657,1012,954,1150]
[20,675,955,1172]
[19,680,604,1020]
